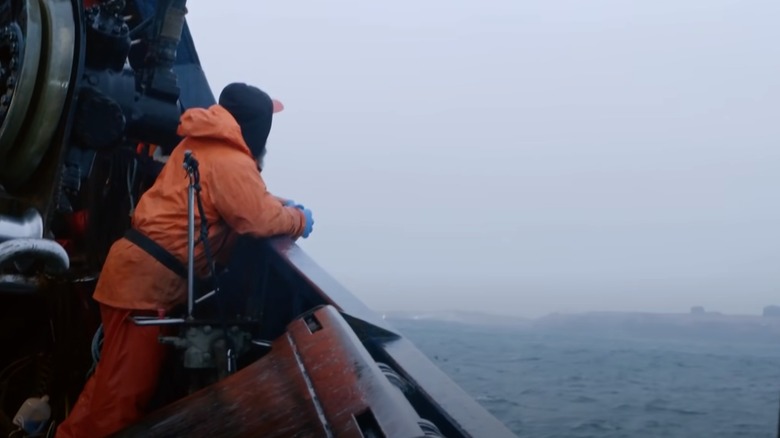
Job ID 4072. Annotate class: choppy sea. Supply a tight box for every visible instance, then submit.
[389,318,780,438]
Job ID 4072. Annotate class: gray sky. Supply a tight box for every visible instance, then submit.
[185,0,780,317]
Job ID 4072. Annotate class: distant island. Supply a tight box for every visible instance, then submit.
[381,310,532,327]
[383,306,780,343]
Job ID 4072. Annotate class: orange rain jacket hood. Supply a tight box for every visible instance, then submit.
[93,104,307,311]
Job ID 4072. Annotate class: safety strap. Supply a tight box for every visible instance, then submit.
[124,228,187,279]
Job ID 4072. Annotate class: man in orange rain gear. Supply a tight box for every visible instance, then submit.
[56,83,314,438]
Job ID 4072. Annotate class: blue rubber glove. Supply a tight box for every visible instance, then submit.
[282,199,306,211]
[301,208,314,238]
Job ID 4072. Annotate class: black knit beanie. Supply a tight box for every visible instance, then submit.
[218,83,274,158]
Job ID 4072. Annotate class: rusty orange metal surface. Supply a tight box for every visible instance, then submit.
[114,306,430,437]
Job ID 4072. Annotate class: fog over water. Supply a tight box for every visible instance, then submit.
[186,1,780,317]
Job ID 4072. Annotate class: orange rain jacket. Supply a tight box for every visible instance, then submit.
[93,104,307,311]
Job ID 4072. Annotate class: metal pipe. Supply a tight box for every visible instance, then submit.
[0,274,41,293]
[131,317,187,326]
[0,209,43,243]
[194,289,215,304]
[0,238,69,273]
[251,339,272,348]
[186,156,195,317]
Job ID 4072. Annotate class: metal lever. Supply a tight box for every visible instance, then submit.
[132,150,198,327]
[183,149,198,318]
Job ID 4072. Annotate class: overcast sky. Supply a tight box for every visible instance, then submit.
[185,0,780,317]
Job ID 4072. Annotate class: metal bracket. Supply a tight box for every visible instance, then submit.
[131,151,198,327]
[131,316,187,326]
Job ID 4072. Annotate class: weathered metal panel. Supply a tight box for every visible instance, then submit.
[116,306,433,437]
[265,237,518,437]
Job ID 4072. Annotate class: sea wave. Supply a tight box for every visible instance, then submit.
[390,318,780,438]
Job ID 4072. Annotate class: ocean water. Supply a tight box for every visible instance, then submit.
[389,319,780,438]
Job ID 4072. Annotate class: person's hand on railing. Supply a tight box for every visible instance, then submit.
[280,198,293,206]
[301,208,314,238]
[282,199,305,210]
[275,197,313,240]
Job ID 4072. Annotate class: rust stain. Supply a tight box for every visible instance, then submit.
[114,306,427,437]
